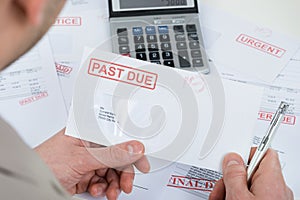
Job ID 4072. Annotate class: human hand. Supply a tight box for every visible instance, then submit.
[209,148,293,200]
[34,128,150,199]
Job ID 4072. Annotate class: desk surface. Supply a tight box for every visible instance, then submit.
[202,0,300,39]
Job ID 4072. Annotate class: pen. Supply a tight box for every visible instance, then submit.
[247,101,289,183]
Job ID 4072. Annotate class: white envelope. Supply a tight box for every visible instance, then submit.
[66,49,263,171]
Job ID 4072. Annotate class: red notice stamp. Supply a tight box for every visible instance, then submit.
[56,63,73,75]
[258,111,296,125]
[54,17,82,26]
[88,58,158,90]
[167,175,216,192]
[19,92,48,106]
[236,34,286,58]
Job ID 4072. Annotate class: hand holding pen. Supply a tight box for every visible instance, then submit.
[209,101,294,200]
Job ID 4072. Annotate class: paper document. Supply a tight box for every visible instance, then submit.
[272,48,300,90]
[66,49,263,171]
[159,163,222,200]
[0,36,68,147]
[213,29,300,197]
[75,157,223,200]
[48,0,110,111]
[200,4,300,83]
[251,86,300,198]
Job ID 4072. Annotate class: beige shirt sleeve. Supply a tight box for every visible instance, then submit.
[0,118,71,200]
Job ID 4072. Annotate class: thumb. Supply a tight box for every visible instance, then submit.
[222,153,251,199]
[83,140,146,170]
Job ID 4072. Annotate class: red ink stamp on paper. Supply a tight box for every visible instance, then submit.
[258,111,296,125]
[88,58,158,90]
[183,74,206,94]
[236,34,286,58]
[19,92,48,106]
[167,175,216,191]
[56,63,73,75]
[54,17,82,26]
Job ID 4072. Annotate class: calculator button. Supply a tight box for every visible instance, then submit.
[163,60,175,67]
[148,43,159,51]
[147,35,158,43]
[193,58,204,67]
[186,24,197,32]
[173,25,184,33]
[159,34,170,42]
[132,27,143,35]
[162,51,173,60]
[172,19,185,24]
[178,51,191,68]
[149,52,160,60]
[161,43,172,51]
[136,53,147,61]
[191,50,202,58]
[178,51,189,60]
[151,61,161,64]
[158,26,169,34]
[189,41,200,49]
[175,34,186,41]
[188,33,199,41]
[176,42,187,50]
[119,46,130,54]
[117,28,128,36]
[145,26,156,35]
[118,37,129,45]
[135,44,146,52]
[134,35,144,43]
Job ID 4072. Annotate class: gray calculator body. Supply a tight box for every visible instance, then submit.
[109,0,210,74]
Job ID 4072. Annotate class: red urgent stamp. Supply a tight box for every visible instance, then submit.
[56,63,73,75]
[88,58,158,90]
[258,111,296,125]
[167,175,216,192]
[236,34,286,58]
[54,17,82,26]
[19,92,48,106]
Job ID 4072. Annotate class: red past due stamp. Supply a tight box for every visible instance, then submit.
[88,58,158,90]
[19,92,48,106]
[258,111,296,125]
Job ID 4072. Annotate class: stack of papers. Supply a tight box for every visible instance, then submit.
[1,0,299,199]
[48,0,111,112]
[201,5,300,198]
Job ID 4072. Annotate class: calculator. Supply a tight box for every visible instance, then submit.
[108,0,210,74]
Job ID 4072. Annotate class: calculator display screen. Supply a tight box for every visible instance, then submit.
[112,0,195,12]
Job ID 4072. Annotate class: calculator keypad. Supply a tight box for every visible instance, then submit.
[115,23,206,70]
